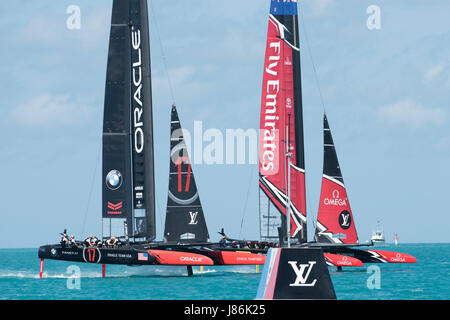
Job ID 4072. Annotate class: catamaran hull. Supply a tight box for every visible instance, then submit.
[38,245,158,265]
[212,244,416,266]
[317,246,417,264]
[38,245,266,266]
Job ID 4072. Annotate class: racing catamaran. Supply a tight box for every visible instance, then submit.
[224,0,416,267]
[38,0,264,277]
[308,115,416,264]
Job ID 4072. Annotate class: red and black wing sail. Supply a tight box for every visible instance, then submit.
[314,114,358,244]
[259,0,307,243]
[102,0,156,240]
[163,105,210,244]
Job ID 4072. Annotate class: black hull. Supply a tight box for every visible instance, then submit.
[38,241,269,267]
[38,245,158,265]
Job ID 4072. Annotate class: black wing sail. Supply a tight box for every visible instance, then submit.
[323,114,344,184]
[102,0,133,238]
[164,105,210,244]
[129,0,156,240]
[102,0,156,240]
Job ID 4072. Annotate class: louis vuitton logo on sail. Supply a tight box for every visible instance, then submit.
[189,211,198,225]
[131,26,144,154]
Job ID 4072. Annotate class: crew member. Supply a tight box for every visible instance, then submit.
[219,236,227,247]
[106,236,118,248]
[84,235,94,247]
[60,233,69,247]
[91,236,99,247]
[69,235,78,248]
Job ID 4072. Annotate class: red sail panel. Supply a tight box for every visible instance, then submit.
[315,177,358,244]
[259,13,306,240]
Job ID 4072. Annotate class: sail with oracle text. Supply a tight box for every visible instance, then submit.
[259,0,307,243]
[314,114,358,244]
[102,0,156,241]
[164,105,210,243]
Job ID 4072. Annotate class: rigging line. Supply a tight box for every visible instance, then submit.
[299,9,326,113]
[81,139,102,237]
[238,164,257,239]
[155,183,165,239]
[298,10,325,238]
[148,1,176,105]
[305,176,317,239]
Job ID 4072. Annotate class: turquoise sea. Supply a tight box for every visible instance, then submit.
[0,243,449,300]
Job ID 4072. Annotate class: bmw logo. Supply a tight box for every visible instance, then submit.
[106,170,122,190]
[51,248,57,256]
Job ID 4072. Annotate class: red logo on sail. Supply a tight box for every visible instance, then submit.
[107,202,123,215]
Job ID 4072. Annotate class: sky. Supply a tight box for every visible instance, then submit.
[1,0,450,248]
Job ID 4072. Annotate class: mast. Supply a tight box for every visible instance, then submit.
[163,105,210,244]
[130,0,156,240]
[286,114,292,248]
[102,0,155,241]
[314,114,358,244]
[259,0,307,244]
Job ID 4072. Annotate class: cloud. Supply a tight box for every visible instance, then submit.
[18,6,110,47]
[11,93,96,127]
[376,99,446,128]
[434,136,450,150]
[425,64,445,83]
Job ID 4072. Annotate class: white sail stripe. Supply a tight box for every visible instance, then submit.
[261,177,307,231]
[324,144,334,147]
[290,164,305,173]
[268,15,300,52]
[168,190,198,205]
[315,221,342,244]
[367,250,388,263]
[268,15,280,33]
[323,174,345,188]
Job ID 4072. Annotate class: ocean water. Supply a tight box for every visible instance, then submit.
[0,243,448,300]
